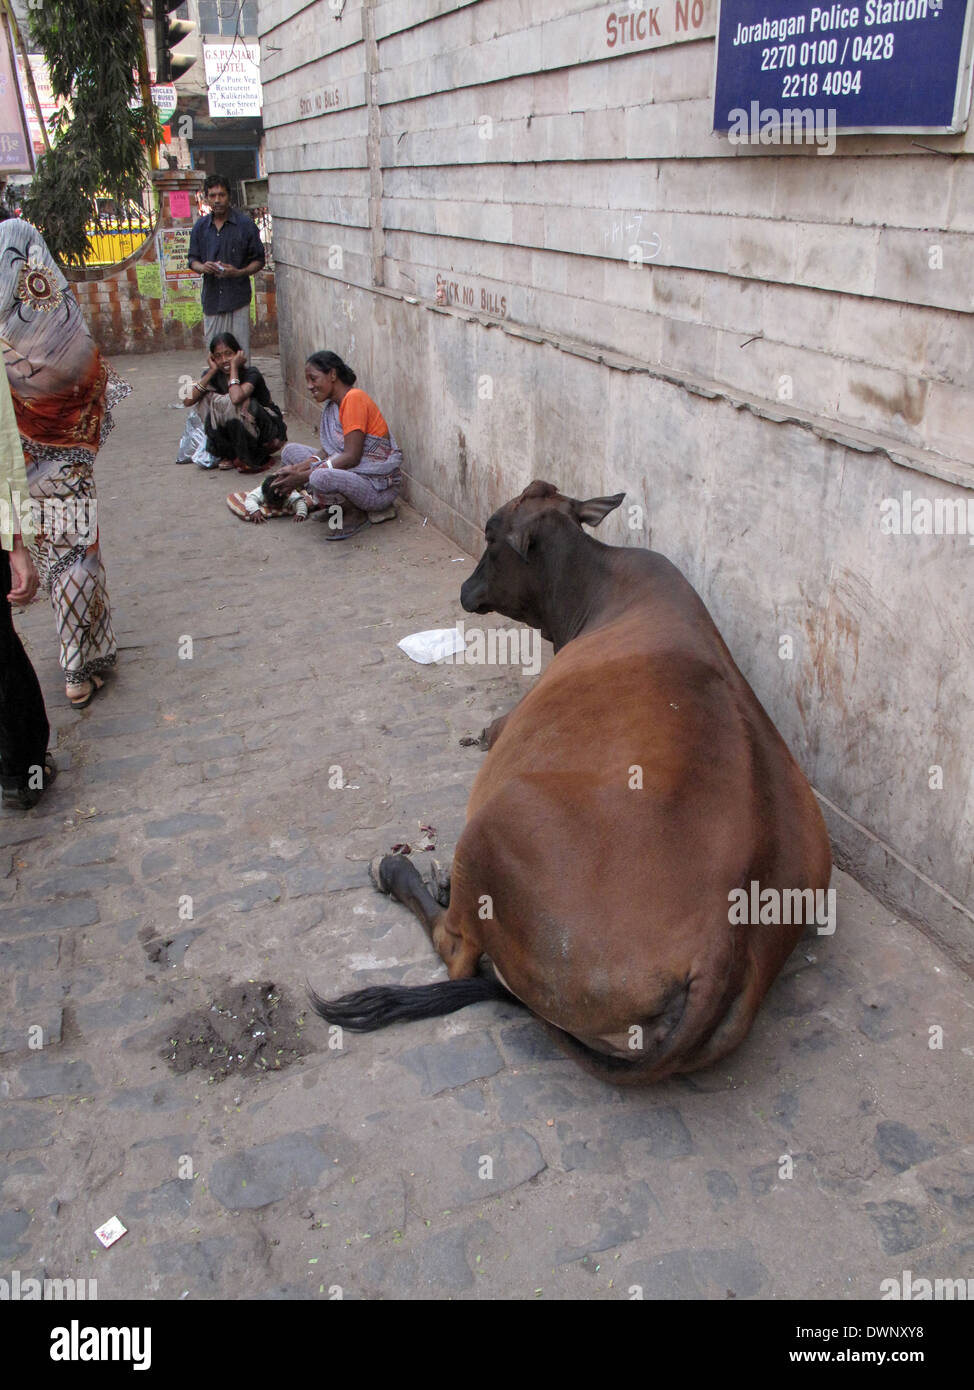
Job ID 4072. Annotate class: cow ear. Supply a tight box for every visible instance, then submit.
[505,520,534,560]
[572,492,625,527]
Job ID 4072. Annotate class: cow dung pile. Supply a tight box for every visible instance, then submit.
[163,981,313,1082]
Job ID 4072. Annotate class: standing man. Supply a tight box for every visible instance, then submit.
[0,369,54,811]
[188,173,265,361]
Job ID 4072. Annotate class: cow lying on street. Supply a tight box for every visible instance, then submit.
[311,481,832,1084]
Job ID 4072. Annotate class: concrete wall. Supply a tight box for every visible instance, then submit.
[260,0,974,968]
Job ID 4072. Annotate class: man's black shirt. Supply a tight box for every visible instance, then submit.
[187,208,265,315]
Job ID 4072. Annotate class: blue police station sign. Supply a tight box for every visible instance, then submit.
[714,1,974,134]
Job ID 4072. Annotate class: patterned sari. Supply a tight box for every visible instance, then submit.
[0,219,130,687]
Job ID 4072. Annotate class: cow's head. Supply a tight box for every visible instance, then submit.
[460,481,625,635]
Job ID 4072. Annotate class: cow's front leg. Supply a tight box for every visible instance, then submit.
[370,853,479,977]
[460,706,515,751]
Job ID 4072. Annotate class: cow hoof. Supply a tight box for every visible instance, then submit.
[369,855,392,894]
[428,858,451,907]
[459,729,490,750]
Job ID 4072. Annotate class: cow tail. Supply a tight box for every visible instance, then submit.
[308,972,518,1032]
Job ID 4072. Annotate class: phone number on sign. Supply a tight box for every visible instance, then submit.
[762,31,895,71]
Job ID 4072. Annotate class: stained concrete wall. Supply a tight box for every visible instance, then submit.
[260,0,974,968]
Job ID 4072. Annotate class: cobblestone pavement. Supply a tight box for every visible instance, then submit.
[2,348,972,1302]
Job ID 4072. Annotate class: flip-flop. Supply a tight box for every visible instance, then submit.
[67,676,104,709]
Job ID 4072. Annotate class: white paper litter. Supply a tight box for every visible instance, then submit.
[95,1216,127,1248]
[397,627,464,664]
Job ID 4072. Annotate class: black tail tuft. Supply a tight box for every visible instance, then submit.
[308,974,515,1032]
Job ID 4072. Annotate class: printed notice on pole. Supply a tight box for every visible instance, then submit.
[204,41,262,118]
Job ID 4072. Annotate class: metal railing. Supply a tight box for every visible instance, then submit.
[249,206,273,266]
[83,206,155,267]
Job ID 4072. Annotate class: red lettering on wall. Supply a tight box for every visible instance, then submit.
[675,0,703,30]
[606,13,617,47]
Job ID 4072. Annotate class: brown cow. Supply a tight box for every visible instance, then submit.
[311,481,832,1083]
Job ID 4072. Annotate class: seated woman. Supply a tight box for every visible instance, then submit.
[179,333,286,472]
[266,350,402,539]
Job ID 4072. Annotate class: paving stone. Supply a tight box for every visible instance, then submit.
[0,897,99,935]
[13,1059,97,1098]
[0,1009,62,1055]
[141,850,179,878]
[414,1127,545,1213]
[874,1121,939,1174]
[172,735,245,764]
[144,813,226,839]
[285,863,367,897]
[2,1106,56,1150]
[624,1244,769,1300]
[495,1019,564,1063]
[706,1169,739,1204]
[198,881,283,913]
[0,1209,32,1259]
[107,1084,187,1113]
[916,1151,974,1220]
[493,1071,604,1124]
[864,1199,943,1255]
[556,1181,658,1262]
[363,1220,486,1296]
[612,1104,694,1158]
[208,1126,354,1211]
[73,990,161,1032]
[558,1128,624,1174]
[0,936,61,973]
[58,833,119,866]
[80,711,161,739]
[30,865,134,897]
[150,1235,265,1291]
[82,754,160,784]
[125,1180,196,1219]
[398,1032,505,1096]
[771,1090,800,1129]
[787,1020,842,1054]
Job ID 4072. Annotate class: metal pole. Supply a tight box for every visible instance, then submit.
[0,0,50,155]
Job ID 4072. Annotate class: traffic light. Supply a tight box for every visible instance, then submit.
[154,1,198,82]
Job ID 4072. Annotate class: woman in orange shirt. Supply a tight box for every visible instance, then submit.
[256,351,403,539]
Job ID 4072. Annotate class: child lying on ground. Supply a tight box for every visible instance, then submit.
[226,474,316,524]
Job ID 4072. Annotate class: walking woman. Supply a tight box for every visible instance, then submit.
[266,350,402,539]
[0,215,130,708]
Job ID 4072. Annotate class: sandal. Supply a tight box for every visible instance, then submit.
[67,675,105,709]
[324,518,370,540]
[2,753,57,810]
